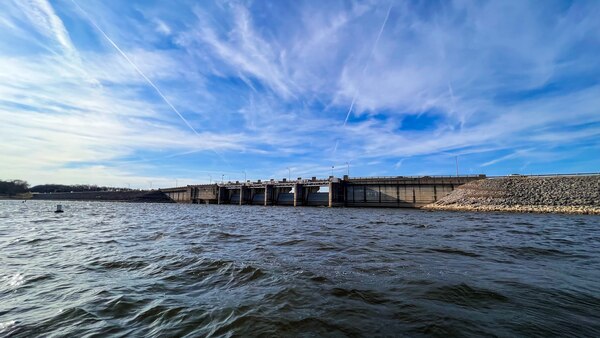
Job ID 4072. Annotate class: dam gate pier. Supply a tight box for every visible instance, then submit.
[160,175,485,208]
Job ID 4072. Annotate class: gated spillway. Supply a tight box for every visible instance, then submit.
[160,175,485,208]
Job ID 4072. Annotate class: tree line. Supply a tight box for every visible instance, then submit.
[0,180,29,196]
[0,180,133,196]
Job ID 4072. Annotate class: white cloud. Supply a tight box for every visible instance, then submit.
[154,19,171,36]
[178,5,297,98]
[15,0,77,56]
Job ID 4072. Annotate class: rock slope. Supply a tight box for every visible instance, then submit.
[425,176,600,215]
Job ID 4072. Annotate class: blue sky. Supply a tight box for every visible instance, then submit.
[1,0,599,188]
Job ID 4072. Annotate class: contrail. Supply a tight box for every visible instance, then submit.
[70,0,199,136]
[333,139,340,153]
[342,4,393,127]
[343,97,356,126]
[335,4,392,157]
[368,4,393,66]
[447,82,456,113]
[71,0,230,166]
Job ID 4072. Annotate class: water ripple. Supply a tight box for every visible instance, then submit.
[1,201,599,336]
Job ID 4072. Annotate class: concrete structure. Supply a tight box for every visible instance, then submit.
[31,190,173,203]
[161,175,485,208]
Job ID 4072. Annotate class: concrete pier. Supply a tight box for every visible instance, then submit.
[160,175,485,208]
[264,185,273,206]
[293,184,303,207]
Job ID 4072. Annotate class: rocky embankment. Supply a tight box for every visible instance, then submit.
[425,175,600,215]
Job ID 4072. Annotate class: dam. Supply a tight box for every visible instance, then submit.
[160,175,485,208]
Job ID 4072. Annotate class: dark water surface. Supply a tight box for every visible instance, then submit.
[1,201,599,337]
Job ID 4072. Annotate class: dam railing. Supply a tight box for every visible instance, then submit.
[487,172,600,179]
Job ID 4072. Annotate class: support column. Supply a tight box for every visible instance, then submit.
[249,187,255,205]
[264,185,273,206]
[293,184,303,207]
[217,186,227,204]
[240,186,249,205]
[329,181,343,207]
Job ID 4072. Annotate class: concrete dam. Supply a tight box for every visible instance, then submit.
[160,175,485,208]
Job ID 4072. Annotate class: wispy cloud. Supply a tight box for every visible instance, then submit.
[342,3,393,127]
[16,0,78,57]
[178,4,296,98]
[70,0,202,137]
[481,149,534,167]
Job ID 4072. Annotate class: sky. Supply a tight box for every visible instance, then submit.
[0,0,599,188]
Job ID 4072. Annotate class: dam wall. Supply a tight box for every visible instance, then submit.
[161,175,485,208]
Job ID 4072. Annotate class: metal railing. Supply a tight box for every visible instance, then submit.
[487,172,600,179]
[348,174,485,180]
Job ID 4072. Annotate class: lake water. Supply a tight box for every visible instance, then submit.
[1,201,599,337]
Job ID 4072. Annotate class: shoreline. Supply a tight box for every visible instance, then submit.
[423,204,600,215]
[4,198,600,215]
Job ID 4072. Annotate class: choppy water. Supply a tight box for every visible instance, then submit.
[1,201,599,337]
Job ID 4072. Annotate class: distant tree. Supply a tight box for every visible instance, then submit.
[30,184,132,193]
[0,179,30,196]
[30,184,69,193]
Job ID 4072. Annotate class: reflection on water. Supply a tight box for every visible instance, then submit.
[1,201,599,336]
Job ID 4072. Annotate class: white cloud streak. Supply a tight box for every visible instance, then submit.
[342,3,392,127]
[70,0,200,137]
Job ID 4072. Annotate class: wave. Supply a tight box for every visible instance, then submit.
[497,245,589,259]
[86,258,148,271]
[275,239,305,246]
[423,283,509,308]
[427,247,482,257]
[0,320,17,335]
[331,287,389,305]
